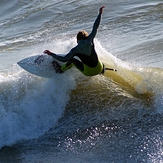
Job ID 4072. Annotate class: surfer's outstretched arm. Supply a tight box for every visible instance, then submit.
[43,47,77,62]
[43,6,105,63]
[88,6,105,42]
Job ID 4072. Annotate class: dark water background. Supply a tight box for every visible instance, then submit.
[0,0,163,162]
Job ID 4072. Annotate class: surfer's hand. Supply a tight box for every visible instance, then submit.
[99,6,105,14]
[44,50,52,55]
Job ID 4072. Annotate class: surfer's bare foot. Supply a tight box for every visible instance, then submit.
[52,60,63,74]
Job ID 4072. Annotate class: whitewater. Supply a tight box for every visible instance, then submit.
[0,0,163,162]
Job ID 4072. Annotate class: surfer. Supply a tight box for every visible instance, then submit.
[44,6,105,76]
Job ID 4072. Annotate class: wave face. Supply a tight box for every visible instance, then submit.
[0,71,76,148]
[0,0,163,162]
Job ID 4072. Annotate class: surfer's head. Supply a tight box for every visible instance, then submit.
[77,30,88,43]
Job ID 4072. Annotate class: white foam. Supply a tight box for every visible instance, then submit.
[0,69,76,148]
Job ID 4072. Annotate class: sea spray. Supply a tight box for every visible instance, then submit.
[0,69,76,148]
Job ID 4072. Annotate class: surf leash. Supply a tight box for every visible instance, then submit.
[105,68,117,72]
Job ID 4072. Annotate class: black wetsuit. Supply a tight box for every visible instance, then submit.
[51,13,103,76]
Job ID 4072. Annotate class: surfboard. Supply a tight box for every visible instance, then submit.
[17,55,58,78]
[17,54,152,97]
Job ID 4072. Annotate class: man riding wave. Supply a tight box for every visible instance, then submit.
[44,6,105,76]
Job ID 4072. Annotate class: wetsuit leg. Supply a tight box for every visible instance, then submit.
[61,60,73,72]
[72,58,84,71]
[61,58,84,73]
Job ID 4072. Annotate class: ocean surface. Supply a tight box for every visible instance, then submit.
[0,0,163,162]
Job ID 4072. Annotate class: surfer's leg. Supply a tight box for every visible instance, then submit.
[61,60,73,72]
[72,58,84,71]
[58,58,84,74]
[61,58,84,72]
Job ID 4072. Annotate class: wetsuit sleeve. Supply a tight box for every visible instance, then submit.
[51,47,78,62]
[87,13,102,42]
[50,13,102,61]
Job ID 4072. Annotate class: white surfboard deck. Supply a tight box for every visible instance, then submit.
[17,55,59,78]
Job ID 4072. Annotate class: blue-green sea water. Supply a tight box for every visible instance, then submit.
[0,0,163,162]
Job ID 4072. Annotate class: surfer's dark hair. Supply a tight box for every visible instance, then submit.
[77,30,88,40]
